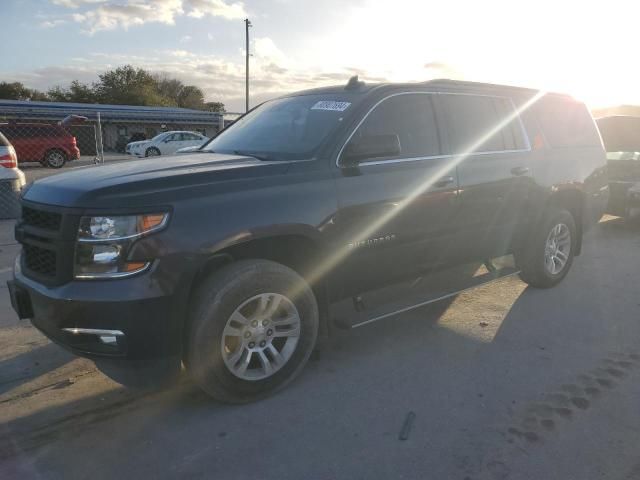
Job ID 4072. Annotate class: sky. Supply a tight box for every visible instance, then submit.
[0,0,639,112]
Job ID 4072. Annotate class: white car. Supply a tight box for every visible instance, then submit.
[127,131,209,158]
[0,132,26,219]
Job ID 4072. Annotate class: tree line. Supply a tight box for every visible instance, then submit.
[0,65,225,112]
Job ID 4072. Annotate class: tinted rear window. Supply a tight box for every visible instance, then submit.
[442,94,527,154]
[535,97,601,148]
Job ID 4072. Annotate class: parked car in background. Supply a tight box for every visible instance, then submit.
[596,116,640,220]
[0,123,81,168]
[118,133,147,153]
[9,78,608,403]
[127,131,208,157]
[0,132,26,218]
[125,140,147,155]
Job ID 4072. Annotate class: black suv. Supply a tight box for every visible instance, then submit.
[8,79,608,403]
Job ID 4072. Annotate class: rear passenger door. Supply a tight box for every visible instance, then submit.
[440,93,532,261]
[332,92,460,297]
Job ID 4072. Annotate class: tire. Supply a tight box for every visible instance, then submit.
[517,208,576,288]
[145,147,161,157]
[44,149,67,168]
[186,259,319,403]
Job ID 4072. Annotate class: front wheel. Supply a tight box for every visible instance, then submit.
[145,147,160,157]
[517,208,576,288]
[186,260,319,403]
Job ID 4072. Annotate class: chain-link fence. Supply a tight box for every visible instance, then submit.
[0,101,229,218]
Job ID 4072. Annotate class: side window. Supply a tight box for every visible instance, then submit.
[535,97,601,147]
[442,94,510,154]
[165,133,179,142]
[492,97,527,150]
[345,93,441,161]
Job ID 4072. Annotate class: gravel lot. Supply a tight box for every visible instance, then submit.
[1,164,639,479]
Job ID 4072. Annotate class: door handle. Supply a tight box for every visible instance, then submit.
[434,176,455,187]
[510,166,530,176]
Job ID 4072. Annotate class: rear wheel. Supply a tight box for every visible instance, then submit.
[517,208,576,288]
[44,149,67,168]
[145,147,161,157]
[186,259,319,403]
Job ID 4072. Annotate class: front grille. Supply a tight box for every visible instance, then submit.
[23,244,57,277]
[22,206,62,231]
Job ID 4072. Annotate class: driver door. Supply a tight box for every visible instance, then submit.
[330,92,460,298]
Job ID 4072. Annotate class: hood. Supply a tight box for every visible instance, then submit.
[129,141,149,149]
[23,153,291,208]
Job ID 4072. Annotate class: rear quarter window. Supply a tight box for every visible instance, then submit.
[535,97,601,148]
[441,94,527,154]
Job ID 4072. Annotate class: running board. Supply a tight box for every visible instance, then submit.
[331,257,519,330]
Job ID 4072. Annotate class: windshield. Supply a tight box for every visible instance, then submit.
[201,94,356,160]
[150,133,167,142]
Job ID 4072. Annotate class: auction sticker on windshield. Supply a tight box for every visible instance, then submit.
[311,101,352,112]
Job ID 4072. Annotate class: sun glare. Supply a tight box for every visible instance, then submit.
[304,0,640,108]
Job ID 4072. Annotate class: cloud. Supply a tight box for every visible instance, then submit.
[186,0,246,19]
[253,37,286,63]
[180,35,192,43]
[40,18,67,28]
[70,0,183,33]
[5,37,387,112]
[49,0,246,33]
[51,0,106,7]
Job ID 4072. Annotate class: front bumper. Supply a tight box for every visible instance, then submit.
[10,265,187,361]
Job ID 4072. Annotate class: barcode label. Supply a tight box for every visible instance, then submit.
[311,101,351,112]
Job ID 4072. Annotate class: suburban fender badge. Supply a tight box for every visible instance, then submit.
[348,234,396,249]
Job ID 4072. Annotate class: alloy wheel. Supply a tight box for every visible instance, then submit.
[544,223,571,275]
[221,293,301,381]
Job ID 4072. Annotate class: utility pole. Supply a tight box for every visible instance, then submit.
[245,18,252,113]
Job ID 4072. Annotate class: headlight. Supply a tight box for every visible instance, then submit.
[75,213,168,279]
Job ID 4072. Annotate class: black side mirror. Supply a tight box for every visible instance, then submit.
[342,134,401,166]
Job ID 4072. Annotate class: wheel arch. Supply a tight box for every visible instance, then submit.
[184,230,330,347]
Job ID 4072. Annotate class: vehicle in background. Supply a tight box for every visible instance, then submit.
[9,78,608,403]
[0,123,81,168]
[595,116,640,220]
[125,140,147,155]
[127,131,208,157]
[119,133,147,154]
[0,132,26,218]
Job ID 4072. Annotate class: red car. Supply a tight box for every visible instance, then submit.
[0,123,81,168]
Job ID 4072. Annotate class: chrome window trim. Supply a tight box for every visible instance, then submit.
[336,91,532,168]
